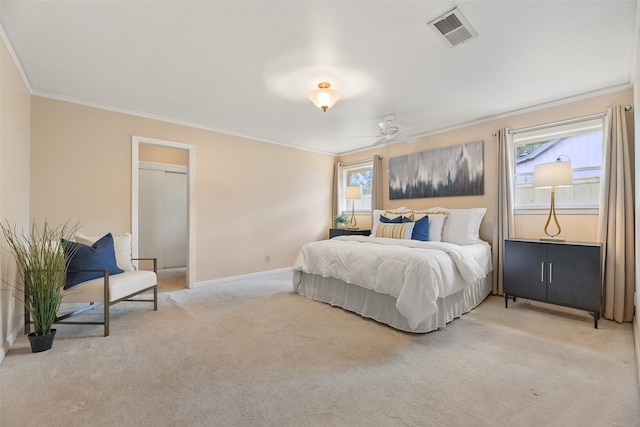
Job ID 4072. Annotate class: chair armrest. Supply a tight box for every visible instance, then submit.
[65,269,110,302]
[67,269,110,274]
[131,258,157,273]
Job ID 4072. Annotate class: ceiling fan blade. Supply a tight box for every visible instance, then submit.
[352,113,409,146]
[350,135,382,139]
[379,122,390,134]
[371,136,388,146]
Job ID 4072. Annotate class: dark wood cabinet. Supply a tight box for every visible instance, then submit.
[329,228,371,238]
[504,239,602,328]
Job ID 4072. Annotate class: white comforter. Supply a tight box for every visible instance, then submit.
[292,236,492,329]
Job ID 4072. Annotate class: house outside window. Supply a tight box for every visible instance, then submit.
[342,161,373,214]
[513,117,603,212]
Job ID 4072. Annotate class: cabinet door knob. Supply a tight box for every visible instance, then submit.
[549,262,553,284]
[541,262,545,282]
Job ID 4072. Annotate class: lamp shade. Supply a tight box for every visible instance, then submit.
[533,161,573,188]
[309,82,340,111]
[345,186,363,200]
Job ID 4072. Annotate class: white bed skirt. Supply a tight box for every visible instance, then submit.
[294,272,492,333]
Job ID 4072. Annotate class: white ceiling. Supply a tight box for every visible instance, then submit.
[0,1,637,155]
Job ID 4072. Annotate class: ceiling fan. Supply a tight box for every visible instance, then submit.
[353,114,417,146]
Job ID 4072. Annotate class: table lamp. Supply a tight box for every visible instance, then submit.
[533,159,573,241]
[345,186,363,229]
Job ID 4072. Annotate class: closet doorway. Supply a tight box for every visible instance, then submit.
[132,136,195,289]
[138,163,187,269]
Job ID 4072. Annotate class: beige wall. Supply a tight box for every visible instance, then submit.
[0,37,31,360]
[139,144,188,165]
[340,89,634,245]
[29,97,335,283]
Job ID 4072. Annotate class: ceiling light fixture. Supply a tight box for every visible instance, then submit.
[309,82,340,111]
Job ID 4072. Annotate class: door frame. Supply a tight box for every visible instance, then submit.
[132,135,195,289]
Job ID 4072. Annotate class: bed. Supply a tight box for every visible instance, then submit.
[292,207,492,333]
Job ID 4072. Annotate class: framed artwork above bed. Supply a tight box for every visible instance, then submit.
[389,140,484,199]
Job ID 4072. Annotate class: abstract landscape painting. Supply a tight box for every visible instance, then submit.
[389,140,484,199]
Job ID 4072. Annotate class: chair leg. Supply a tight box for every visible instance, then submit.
[24,304,30,335]
[154,285,158,311]
[104,302,110,337]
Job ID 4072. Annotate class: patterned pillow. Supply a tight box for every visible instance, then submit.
[374,222,415,239]
[371,209,407,235]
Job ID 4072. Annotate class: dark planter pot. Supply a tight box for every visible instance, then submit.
[27,329,56,353]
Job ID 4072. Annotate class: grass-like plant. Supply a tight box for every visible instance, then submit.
[1,220,80,336]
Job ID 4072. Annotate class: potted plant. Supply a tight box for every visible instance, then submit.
[1,220,79,352]
[333,215,348,229]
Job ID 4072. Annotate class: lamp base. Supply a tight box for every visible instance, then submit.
[540,236,565,242]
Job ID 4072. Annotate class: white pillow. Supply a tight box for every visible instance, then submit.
[427,207,486,245]
[412,211,448,242]
[75,232,135,271]
[374,222,415,240]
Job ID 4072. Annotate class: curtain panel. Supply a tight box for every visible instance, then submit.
[333,162,345,219]
[371,155,384,224]
[494,128,515,295]
[597,106,635,323]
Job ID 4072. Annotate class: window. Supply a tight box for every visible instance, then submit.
[513,117,603,212]
[342,161,373,214]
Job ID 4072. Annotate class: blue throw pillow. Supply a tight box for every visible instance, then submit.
[380,215,402,223]
[401,215,429,241]
[62,233,124,289]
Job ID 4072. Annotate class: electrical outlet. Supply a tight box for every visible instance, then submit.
[265,255,271,263]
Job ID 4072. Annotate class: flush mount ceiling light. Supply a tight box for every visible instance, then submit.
[309,82,340,111]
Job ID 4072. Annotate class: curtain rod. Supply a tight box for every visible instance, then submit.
[492,105,632,137]
[338,158,373,167]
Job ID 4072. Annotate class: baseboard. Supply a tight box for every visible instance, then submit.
[0,321,24,364]
[193,267,292,289]
[634,315,640,389]
[157,267,187,275]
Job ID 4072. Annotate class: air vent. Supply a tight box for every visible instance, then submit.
[428,7,478,47]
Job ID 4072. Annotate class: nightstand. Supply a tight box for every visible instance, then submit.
[503,238,602,328]
[329,228,371,238]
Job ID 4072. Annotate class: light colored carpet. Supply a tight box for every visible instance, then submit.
[1,269,638,426]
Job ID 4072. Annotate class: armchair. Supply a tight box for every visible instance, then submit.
[25,233,158,337]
